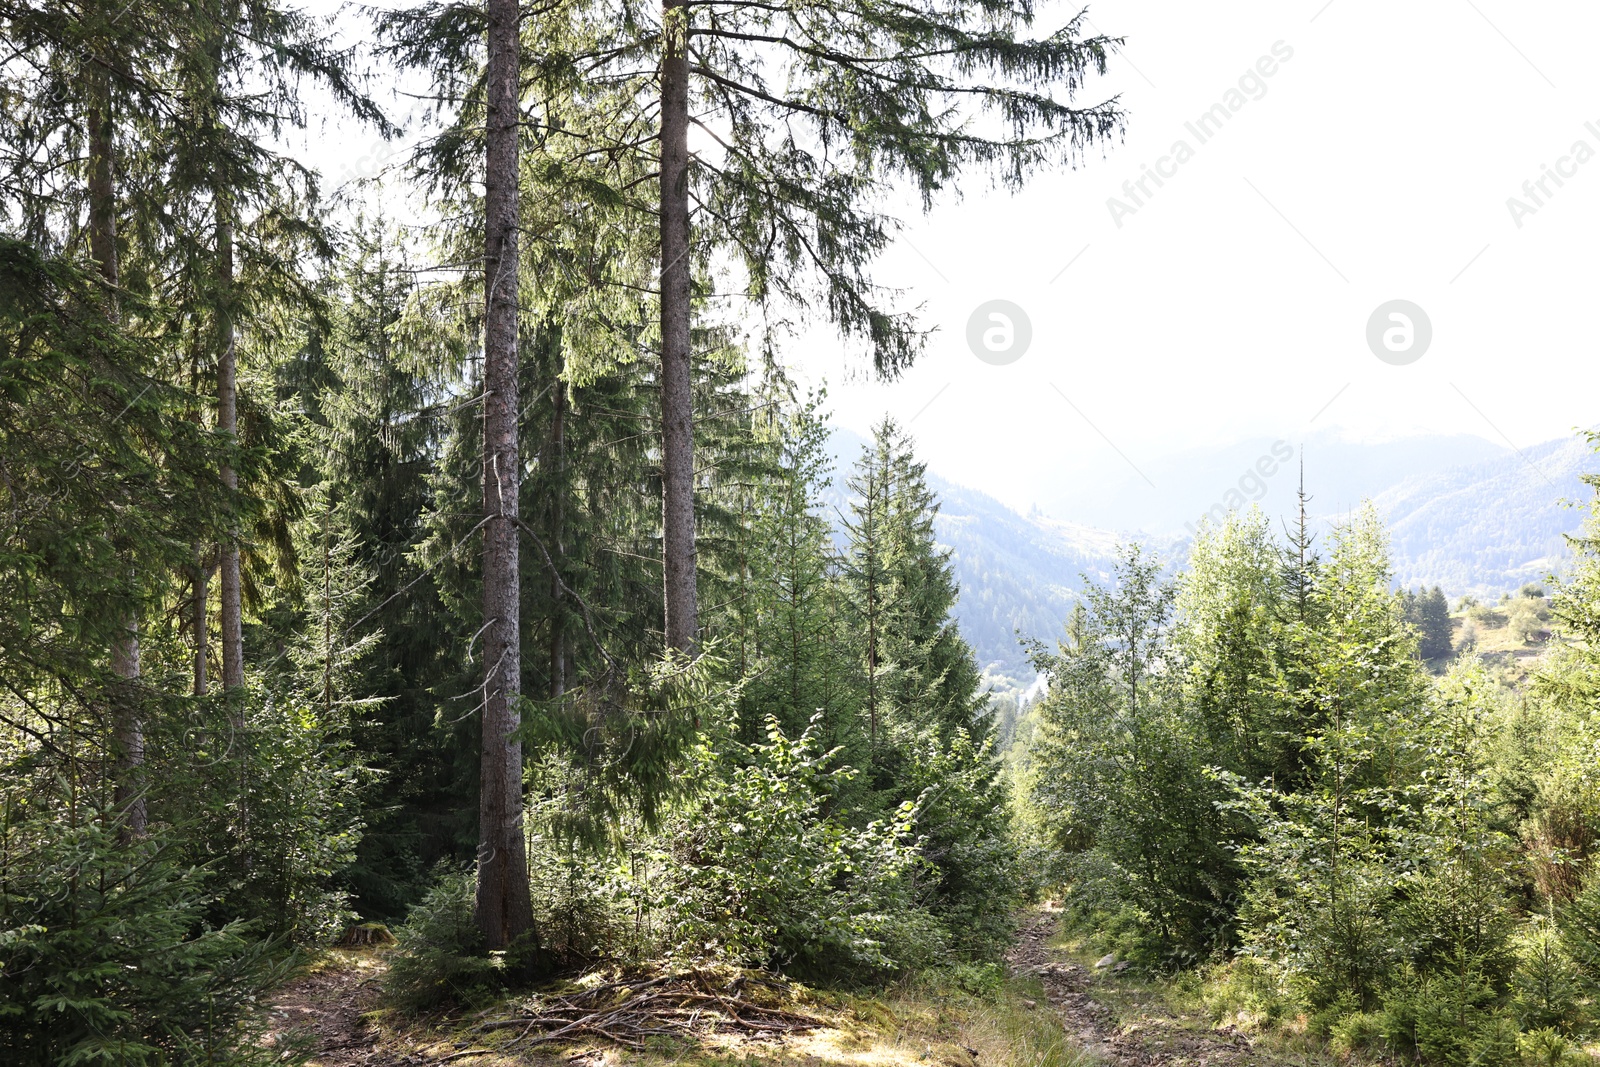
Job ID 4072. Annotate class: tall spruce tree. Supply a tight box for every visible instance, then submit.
[154,0,387,700]
[473,0,535,951]
[845,420,983,743]
[557,0,1127,650]
[734,397,863,763]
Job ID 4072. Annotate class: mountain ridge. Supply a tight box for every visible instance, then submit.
[824,426,1598,689]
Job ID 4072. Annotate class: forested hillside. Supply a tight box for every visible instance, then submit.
[1379,434,1592,594]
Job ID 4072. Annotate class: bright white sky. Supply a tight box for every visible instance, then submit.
[780,0,1600,517]
[300,0,1600,521]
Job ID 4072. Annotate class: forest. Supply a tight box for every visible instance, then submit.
[4,1,1600,1066]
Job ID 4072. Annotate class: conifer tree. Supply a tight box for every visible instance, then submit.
[81,25,150,835]
[559,0,1127,649]
[156,0,388,699]
[1177,510,1298,783]
[735,398,862,761]
[844,419,983,746]
[1237,505,1432,1007]
[844,432,890,744]
[472,0,535,951]
[881,426,984,741]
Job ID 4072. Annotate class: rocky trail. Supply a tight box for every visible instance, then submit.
[1005,910,1263,1067]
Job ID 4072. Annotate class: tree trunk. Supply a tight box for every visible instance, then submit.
[549,375,567,699]
[658,0,697,653]
[217,207,244,693]
[192,554,209,696]
[109,617,145,836]
[89,73,147,838]
[476,0,534,951]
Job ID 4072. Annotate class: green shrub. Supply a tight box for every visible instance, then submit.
[656,716,945,978]
[944,961,1006,999]
[1200,955,1292,1029]
[1518,1028,1591,1067]
[156,688,360,943]
[0,816,285,1065]
[1381,971,1514,1067]
[1511,918,1583,1032]
[898,729,1025,961]
[383,868,499,1012]
[1328,1011,1386,1058]
[1558,868,1600,999]
[524,820,629,972]
[1056,875,1165,970]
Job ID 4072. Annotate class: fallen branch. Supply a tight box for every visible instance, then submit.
[472,969,824,1051]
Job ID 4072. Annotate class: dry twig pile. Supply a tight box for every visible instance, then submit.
[473,970,823,1051]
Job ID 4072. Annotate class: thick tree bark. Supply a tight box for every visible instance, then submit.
[658,0,697,653]
[476,0,534,951]
[86,86,118,303]
[89,76,146,838]
[217,209,244,693]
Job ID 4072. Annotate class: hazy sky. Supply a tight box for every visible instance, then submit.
[777,0,1600,516]
[300,0,1600,521]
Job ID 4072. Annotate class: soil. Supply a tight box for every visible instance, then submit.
[1005,909,1262,1067]
[264,956,432,1067]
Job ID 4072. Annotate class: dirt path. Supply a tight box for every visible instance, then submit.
[265,913,1273,1067]
[1005,909,1261,1067]
[265,954,430,1067]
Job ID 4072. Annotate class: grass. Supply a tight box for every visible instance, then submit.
[1043,919,1345,1067]
[508,974,1103,1067]
[1448,591,1557,684]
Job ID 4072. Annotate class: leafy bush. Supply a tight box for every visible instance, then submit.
[1380,971,1517,1067]
[916,961,1006,1000]
[383,868,499,1012]
[897,729,1024,960]
[525,822,630,972]
[1328,1011,1385,1058]
[1518,1028,1592,1067]
[156,687,361,943]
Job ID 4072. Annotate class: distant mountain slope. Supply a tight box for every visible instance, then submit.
[928,480,1131,687]
[822,425,1599,691]
[1377,435,1594,596]
[823,426,1159,687]
[1034,430,1511,535]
